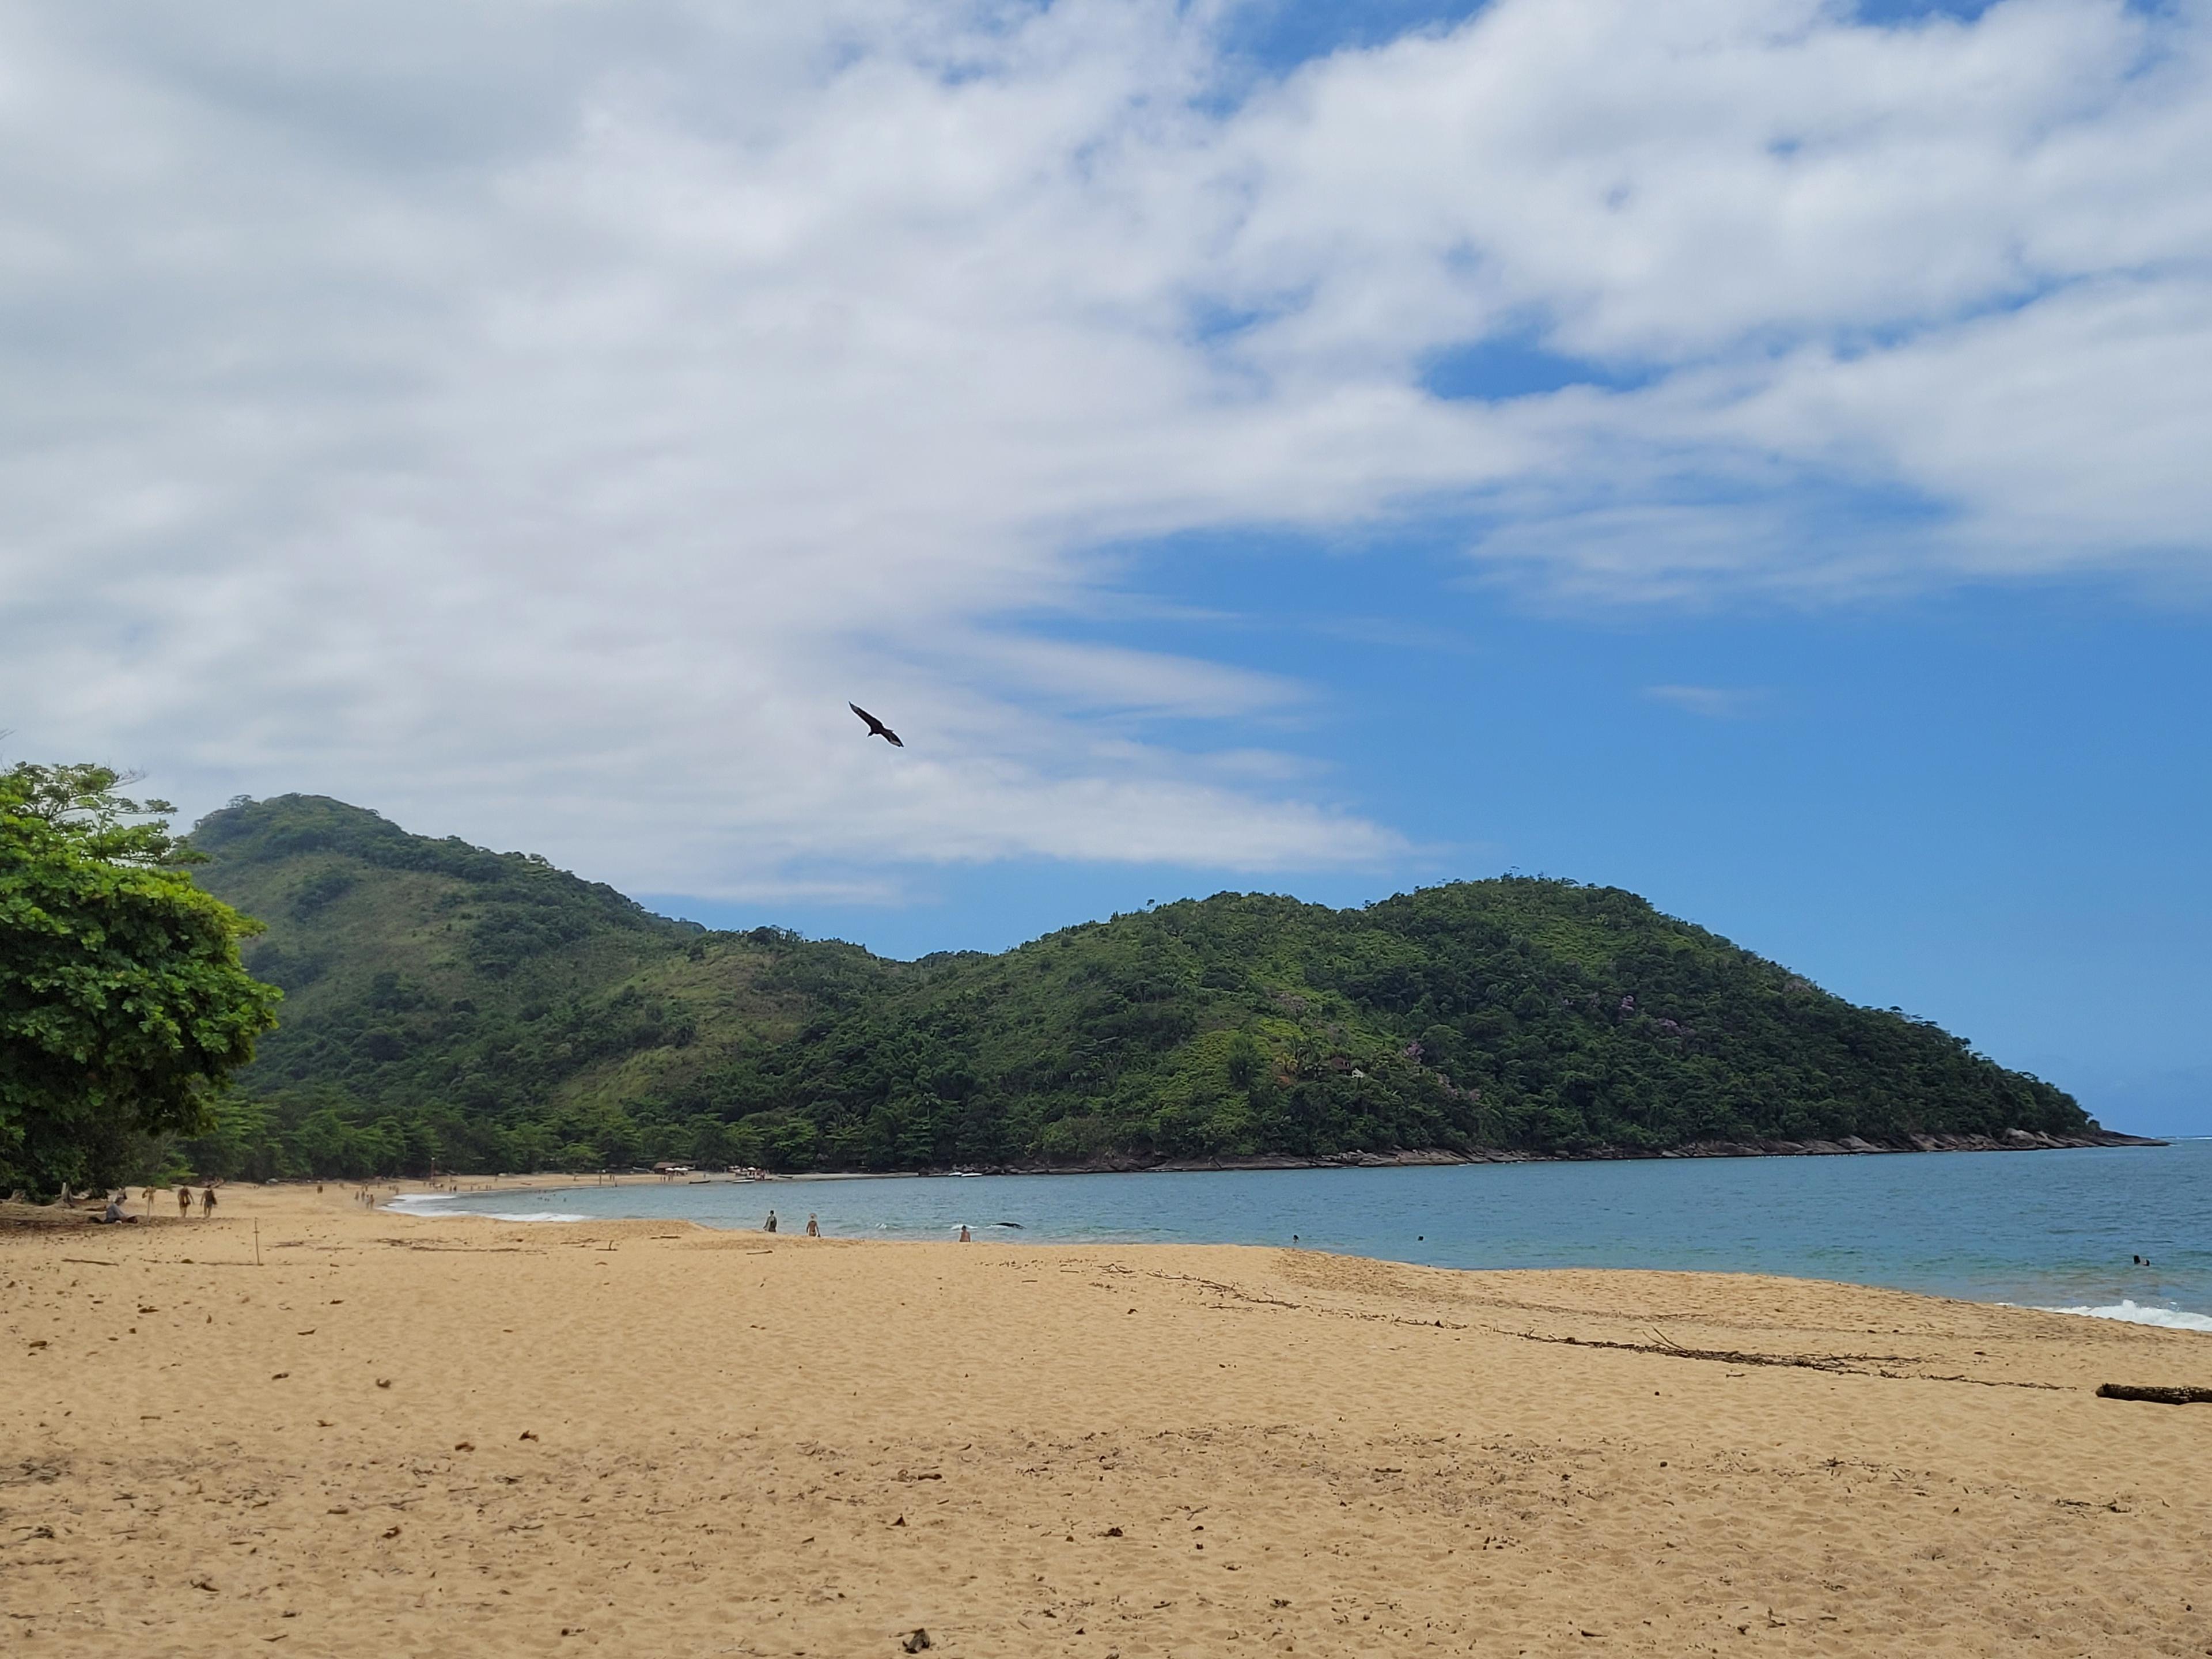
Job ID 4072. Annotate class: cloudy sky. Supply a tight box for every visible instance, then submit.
[5,0,2207,1129]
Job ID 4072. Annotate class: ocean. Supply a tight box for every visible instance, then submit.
[396,1137,2212,1332]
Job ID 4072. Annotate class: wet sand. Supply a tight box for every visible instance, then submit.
[5,1183,2209,1656]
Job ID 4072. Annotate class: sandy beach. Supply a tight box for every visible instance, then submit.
[5,1184,2210,1657]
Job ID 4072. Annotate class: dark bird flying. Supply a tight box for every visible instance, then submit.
[849,703,904,748]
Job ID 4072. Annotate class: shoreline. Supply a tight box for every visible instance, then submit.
[369,1140,2212,1337]
[7,1126,2162,1228]
[922,1125,2166,1176]
[374,1124,2166,1202]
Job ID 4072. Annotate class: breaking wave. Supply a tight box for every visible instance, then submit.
[385,1193,590,1223]
[2033,1299,2212,1334]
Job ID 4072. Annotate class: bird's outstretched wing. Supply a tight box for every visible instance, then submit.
[849,702,904,747]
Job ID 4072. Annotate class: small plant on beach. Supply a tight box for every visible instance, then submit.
[0,762,280,1197]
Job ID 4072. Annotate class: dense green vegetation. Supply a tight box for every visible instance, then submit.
[177,794,2094,1179]
[2,765,279,1196]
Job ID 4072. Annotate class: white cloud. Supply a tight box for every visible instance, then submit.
[2,0,2206,893]
[1642,684,1768,719]
[1719,276,2212,565]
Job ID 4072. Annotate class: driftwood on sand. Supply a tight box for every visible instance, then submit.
[2096,1383,2212,1405]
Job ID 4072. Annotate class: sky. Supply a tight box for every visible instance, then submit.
[3,0,2207,1132]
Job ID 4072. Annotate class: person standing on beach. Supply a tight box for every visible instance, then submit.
[957,1224,971,1243]
[763,1209,778,1233]
[805,1214,820,1237]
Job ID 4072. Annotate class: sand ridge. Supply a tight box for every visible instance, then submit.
[5,1183,2210,1656]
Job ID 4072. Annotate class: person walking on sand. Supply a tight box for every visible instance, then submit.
[805,1213,820,1237]
[763,1209,778,1233]
[177,1187,192,1218]
[200,1186,217,1218]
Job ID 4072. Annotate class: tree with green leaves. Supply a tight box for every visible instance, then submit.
[1,763,280,1197]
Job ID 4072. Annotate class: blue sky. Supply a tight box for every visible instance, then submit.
[5,0,2209,1132]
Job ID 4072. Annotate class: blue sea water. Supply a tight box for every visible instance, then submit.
[399,1140,2212,1331]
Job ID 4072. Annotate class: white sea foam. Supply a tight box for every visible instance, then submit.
[2032,1299,2212,1334]
[460,1210,593,1222]
[384,1194,590,1222]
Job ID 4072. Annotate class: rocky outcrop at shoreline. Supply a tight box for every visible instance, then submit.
[979,1127,2164,1177]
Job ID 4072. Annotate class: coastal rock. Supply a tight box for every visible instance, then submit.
[974,1126,2161,1179]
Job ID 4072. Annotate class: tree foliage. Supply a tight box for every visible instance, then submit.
[1,764,281,1195]
[178,794,2094,1181]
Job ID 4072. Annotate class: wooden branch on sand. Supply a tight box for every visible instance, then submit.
[2096,1383,2212,1405]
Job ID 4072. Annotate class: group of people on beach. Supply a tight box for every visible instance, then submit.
[760,1210,824,1237]
[759,1209,972,1242]
[88,1185,218,1223]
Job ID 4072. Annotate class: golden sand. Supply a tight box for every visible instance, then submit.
[5,1183,2210,1657]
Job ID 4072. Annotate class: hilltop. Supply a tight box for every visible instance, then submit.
[180,795,2112,1178]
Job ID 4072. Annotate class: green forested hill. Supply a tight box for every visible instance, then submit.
[180,795,2100,1178]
